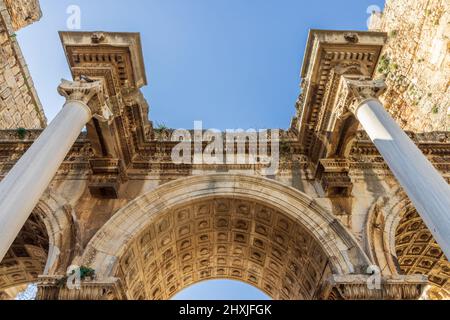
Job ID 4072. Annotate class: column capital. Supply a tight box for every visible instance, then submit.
[58,79,114,123]
[335,76,387,119]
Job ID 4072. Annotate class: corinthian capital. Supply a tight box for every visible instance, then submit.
[334,76,387,119]
[58,79,114,122]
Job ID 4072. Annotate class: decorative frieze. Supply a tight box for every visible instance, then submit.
[36,276,126,300]
[319,274,428,300]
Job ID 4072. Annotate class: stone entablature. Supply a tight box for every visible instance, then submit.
[57,32,148,198]
[320,274,427,300]
[290,30,387,165]
[0,129,448,181]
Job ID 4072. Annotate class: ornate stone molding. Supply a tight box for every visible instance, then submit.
[319,274,428,300]
[335,77,387,119]
[81,174,371,284]
[58,79,114,123]
[37,276,126,300]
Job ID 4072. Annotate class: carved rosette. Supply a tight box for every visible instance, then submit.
[58,79,114,123]
[334,76,387,119]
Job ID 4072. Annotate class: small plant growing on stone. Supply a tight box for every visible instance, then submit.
[56,266,96,288]
[431,105,439,114]
[17,128,26,139]
[79,266,96,280]
[156,122,168,131]
[389,30,398,38]
[377,54,391,75]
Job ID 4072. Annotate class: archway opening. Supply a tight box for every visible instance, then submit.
[0,211,49,300]
[395,209,450,299]
[172,279,271,300]
[114,197,332,300]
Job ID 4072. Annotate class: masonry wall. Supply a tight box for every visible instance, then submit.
[0,0,46,129]
[370,0,449,132]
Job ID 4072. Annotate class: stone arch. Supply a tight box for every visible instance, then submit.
[0,192,75,296]
[81,174,370,300]
[366,189,449,299]
[33,192,79,275]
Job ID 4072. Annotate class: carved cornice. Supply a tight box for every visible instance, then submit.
[58,79,114,123]
[290,31,387,176]
[293,30,387,153]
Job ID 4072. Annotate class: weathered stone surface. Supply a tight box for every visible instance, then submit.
[0,0,46,129]
[3,0,42,31]
[370,0,450,132]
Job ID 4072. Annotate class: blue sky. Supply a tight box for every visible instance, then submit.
[18,0,385,130]
[172,280,271,300]
[17,0,385,299]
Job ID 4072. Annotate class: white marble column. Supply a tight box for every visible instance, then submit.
[0,79,110,261]
[345,78,450,259]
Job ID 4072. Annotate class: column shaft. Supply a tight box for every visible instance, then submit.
[0,101,91,261]
[356,99,450,259]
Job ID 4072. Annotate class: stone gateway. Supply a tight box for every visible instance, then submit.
[0,0,449,300]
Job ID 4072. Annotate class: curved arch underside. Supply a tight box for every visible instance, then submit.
[81,174,370,300]
[0,212,48,293]
[116,197,332,300]
[395,210,450,299]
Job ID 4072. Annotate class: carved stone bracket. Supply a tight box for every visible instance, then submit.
[58,79,114,123]
[318,274,428,300]
[88,159,127,198]
[335,76,387,119]
[318,159,353,197]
